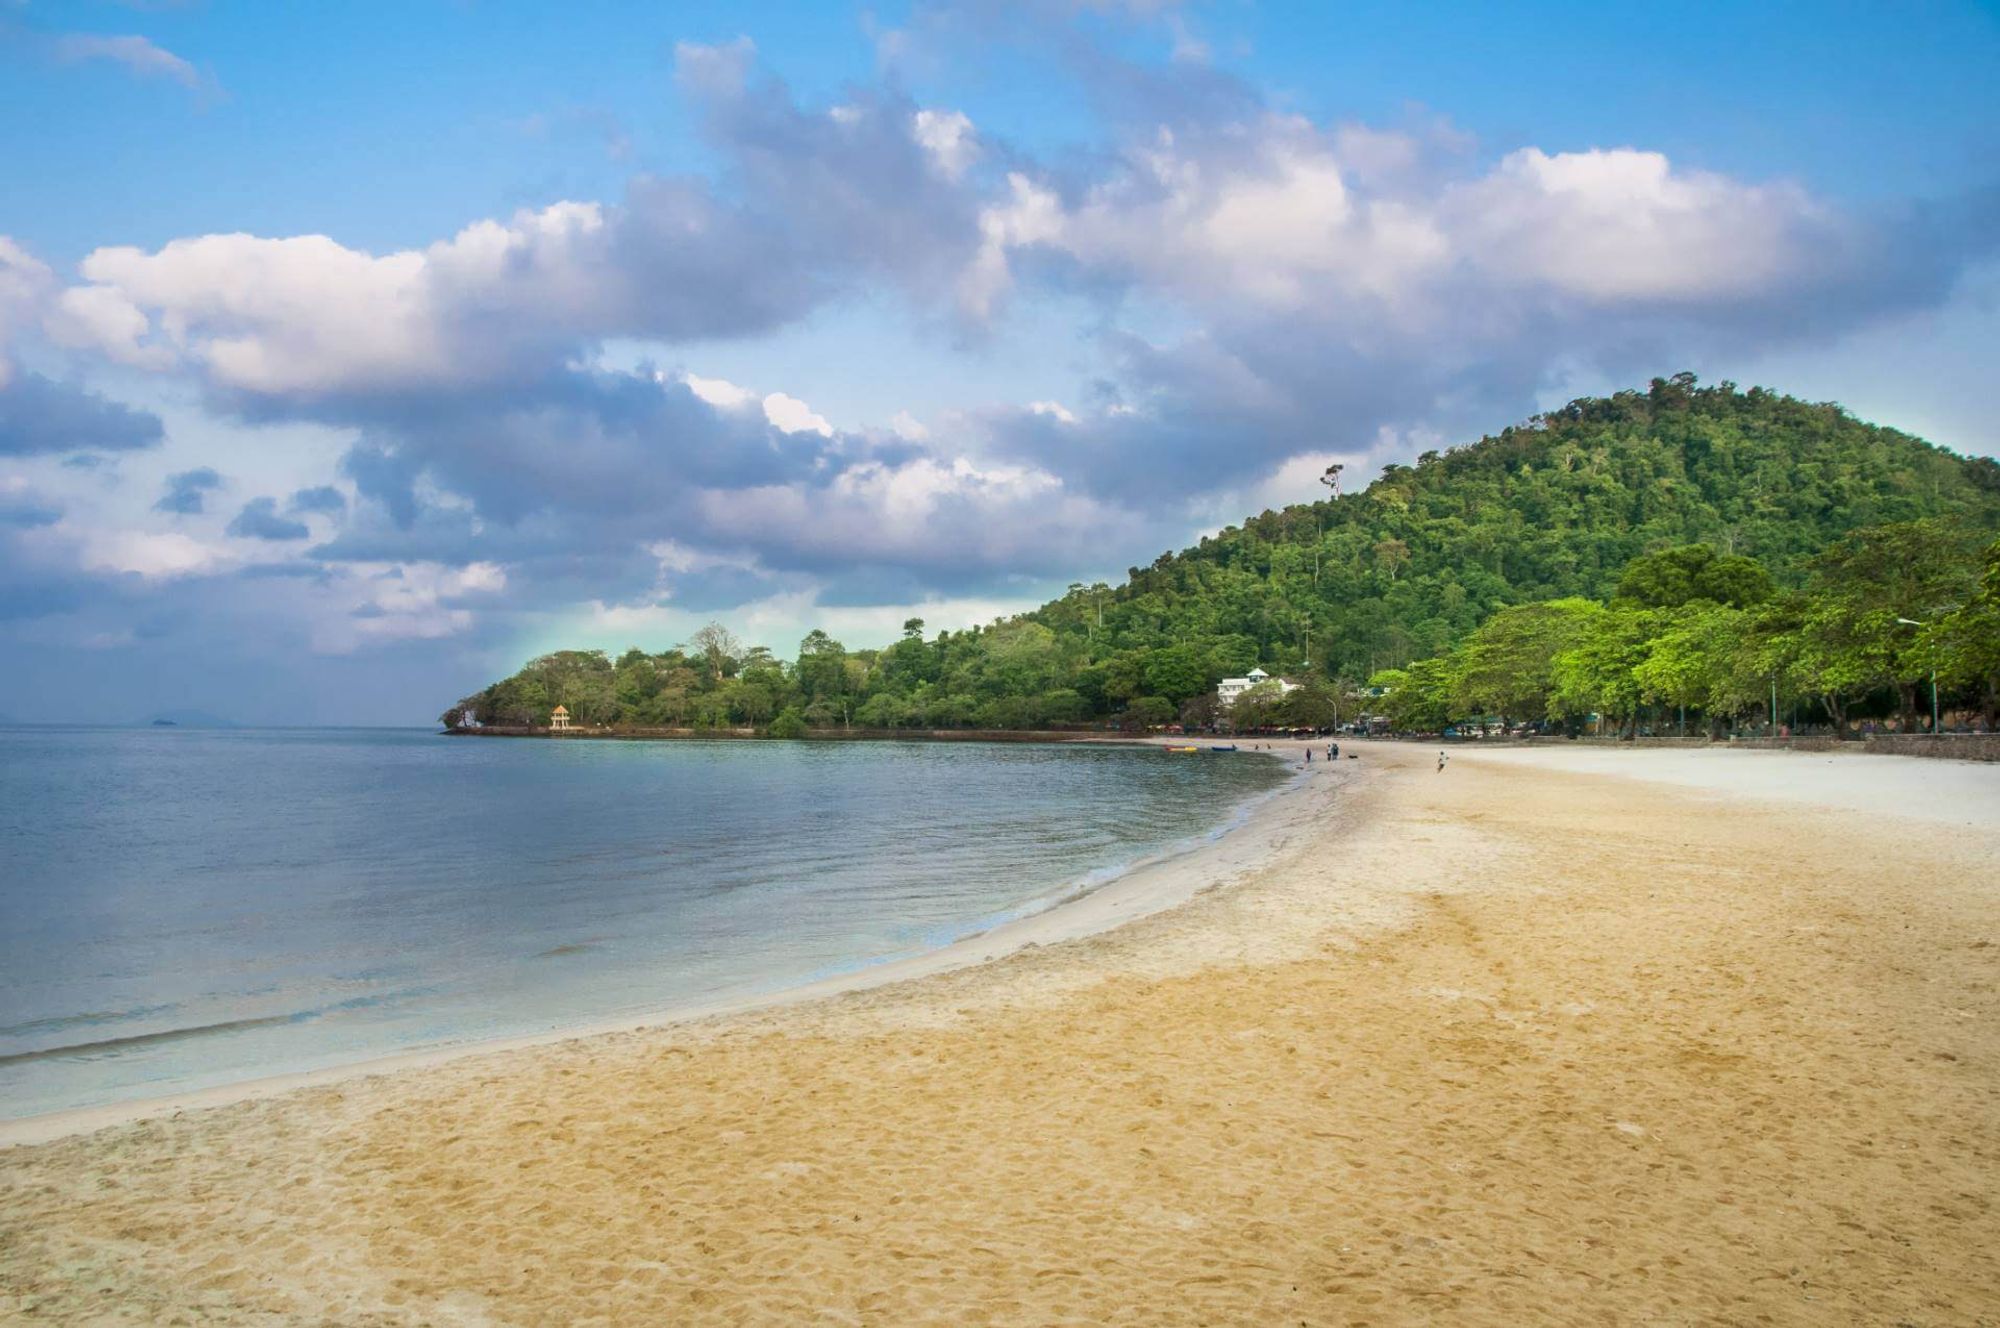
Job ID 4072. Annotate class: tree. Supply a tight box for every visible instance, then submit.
[1918,538,2000,728]
[1142,643,1210,705]
[1551,605,1656,737]
[1632,603,1753,735]
[1789,521,1981,731]
[1121,696,1175,730]
[1451,599,1604,725]
[1615,544,1773,609]
[688,622,742,680]
[767,708,808,739]
[795,630,850,721]
[1369,660,1454,732]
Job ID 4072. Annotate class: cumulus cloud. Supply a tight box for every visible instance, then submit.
[311,561,507,653]
[965,119,1869,328]
[153,466,223,514]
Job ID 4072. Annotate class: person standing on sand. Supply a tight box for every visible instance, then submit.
[1438,750,1448,773]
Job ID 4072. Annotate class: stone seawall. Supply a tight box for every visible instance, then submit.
[1862,734,2000,762]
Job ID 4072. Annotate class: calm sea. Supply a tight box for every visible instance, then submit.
[0,727,1289,1118]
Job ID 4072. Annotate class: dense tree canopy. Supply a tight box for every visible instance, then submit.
[445,377,2000,735]
[1374,523,2000,736]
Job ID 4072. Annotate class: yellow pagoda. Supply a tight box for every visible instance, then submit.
[549,704,571,731]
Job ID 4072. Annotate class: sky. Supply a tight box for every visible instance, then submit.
[1,1,1996,725]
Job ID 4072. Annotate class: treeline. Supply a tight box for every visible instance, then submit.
[443,376,2000,735]
[442,619,1341,735]
[1370,524,2000,736]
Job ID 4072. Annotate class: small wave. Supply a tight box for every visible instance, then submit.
[0,988,437,1067]
[0,1003,179,1041]
[0,1013,301,1067]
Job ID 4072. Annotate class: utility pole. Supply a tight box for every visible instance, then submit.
[1896,617,1942,735]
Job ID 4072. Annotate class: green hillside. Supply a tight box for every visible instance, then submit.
[1034,373,1998,680]
[446,375,2000,733]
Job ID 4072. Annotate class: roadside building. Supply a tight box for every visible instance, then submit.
[1217,668,1300,708]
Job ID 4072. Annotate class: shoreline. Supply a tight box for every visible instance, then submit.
[7,741,1995,1323]
[0,740,1339,1147]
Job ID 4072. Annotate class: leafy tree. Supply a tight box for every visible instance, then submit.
[1122,696,1175,730]
[1142,642,1210,704]
[1615,544,1772,608]
[1550,606,1657,737]
[1451,599,1604,724]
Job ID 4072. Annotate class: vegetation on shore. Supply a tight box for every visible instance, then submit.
[444,376,2000,736]
[1371,525,2000,735]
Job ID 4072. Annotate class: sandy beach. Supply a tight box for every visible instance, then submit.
[4,740,1997,1324]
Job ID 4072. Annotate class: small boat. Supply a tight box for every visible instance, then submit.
[1165,745,1200,753]
[1209,744,1238,752]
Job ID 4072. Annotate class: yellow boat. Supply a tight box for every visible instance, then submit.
[1165,745,1200,753]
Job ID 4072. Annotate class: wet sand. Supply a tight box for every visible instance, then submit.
[4,741,1997,1324]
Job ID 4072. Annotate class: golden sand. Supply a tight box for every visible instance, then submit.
[4,742,1997,1324]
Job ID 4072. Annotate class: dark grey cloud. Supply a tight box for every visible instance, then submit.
[227,496,310,541]
[286,485,346,516]
[0,372,164,456]
[0,489,59,527]
[154,466,222,514]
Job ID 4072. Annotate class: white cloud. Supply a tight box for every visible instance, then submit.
[961,172,1065,320]
[962,120,1844,325]
[1450,147,1831,302]
[761,391,834,437]
[888,409,931,441]
[912,108,978,180]
[45,283,175,369]
[312,561,507,653]
[51,33,204,93]
[1027,400,1076,423]
[683,372,758,410]
[80,529,228,579]
[55,202,618,395]
[682,374,835,435]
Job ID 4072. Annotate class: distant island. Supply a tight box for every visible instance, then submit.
[134,710,238,730]
[444,376,2000,741]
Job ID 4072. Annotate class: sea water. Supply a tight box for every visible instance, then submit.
[0,728,1289,1118]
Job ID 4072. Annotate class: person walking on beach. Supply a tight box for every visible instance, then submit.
[1437,750,1448,773]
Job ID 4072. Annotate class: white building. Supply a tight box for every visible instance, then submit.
[1217,668,1300,708]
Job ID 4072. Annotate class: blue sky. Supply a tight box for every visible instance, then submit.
[1,0,1996,724]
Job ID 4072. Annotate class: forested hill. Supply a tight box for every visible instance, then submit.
[1029,374,1999,682]
[446,375,2000,733]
